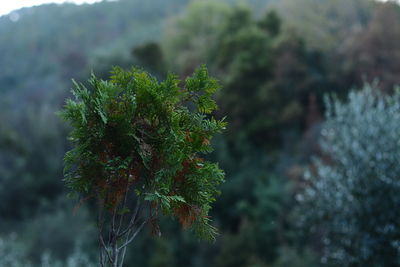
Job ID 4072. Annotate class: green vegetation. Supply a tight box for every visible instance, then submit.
[298,85,400,266]
[1,0,400,266]
[60,66,225,266]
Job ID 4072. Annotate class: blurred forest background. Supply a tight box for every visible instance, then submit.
[1,0,400,266]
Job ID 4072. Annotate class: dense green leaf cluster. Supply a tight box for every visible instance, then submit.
[60,65,226,240]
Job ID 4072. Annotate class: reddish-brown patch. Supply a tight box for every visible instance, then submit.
[174,204,200,228]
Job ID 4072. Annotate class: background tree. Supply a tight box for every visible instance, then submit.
[162,0,232,76]
[342,2,400,92]
[60,65,226,267]
[132,42,166,78]
[209,7,327,150]
[269,0,373,52]
[297,85,400,266]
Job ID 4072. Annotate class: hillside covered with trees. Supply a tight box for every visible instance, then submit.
[1,0,400,266]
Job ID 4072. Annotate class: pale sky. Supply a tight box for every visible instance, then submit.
[0,0,397,17]
[0,0,102,16]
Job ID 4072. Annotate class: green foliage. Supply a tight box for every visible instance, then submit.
[342,2,400,92]
[298,85,400,266]
[22,198,96,263]
[2,0,400,266]
[273,246,318,267]
[162,0,232,74]
[269,0,374,51]
[60,65,226,241]
[258,10,282,36]
[0,0,190,99]
[132,42,166,77]
[0,236,95,267]
[0,103,66,220]
[211,7,327,149]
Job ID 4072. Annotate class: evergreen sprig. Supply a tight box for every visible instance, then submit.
[60,65,226,243]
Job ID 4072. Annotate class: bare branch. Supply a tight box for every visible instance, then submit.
[119,219,148,250]
[97,194,110,267]
[99,246,105,267]
[111,205,117,236]
[119,244,128,267]
[118,198,141,238]
[118,199,142,267]
[117,186,130,234]
[99,234,114,265]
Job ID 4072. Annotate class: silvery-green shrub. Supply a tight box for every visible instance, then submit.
[298,85,400,266]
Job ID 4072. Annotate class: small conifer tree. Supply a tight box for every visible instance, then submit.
[60,65,226,267]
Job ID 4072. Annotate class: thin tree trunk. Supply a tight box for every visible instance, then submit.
[98,198,147,267]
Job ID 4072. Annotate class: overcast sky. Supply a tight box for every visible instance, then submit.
[0,0,397,17]
[0,0,102,16]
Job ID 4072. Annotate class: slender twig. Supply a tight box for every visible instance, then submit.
[112,238,119,267]
[117,185,130,234]
[118,198,141,238]
[99,248,105,267]
[98,195,108,267]
[119,242,128,267]
[119,219,148,250]
[99,234,113,264]
[112,205,117,236]
[98,192,144,266]
[118,198,142,267]
[119,223,132,267]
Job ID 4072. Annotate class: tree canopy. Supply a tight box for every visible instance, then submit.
[60,65,226,266]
